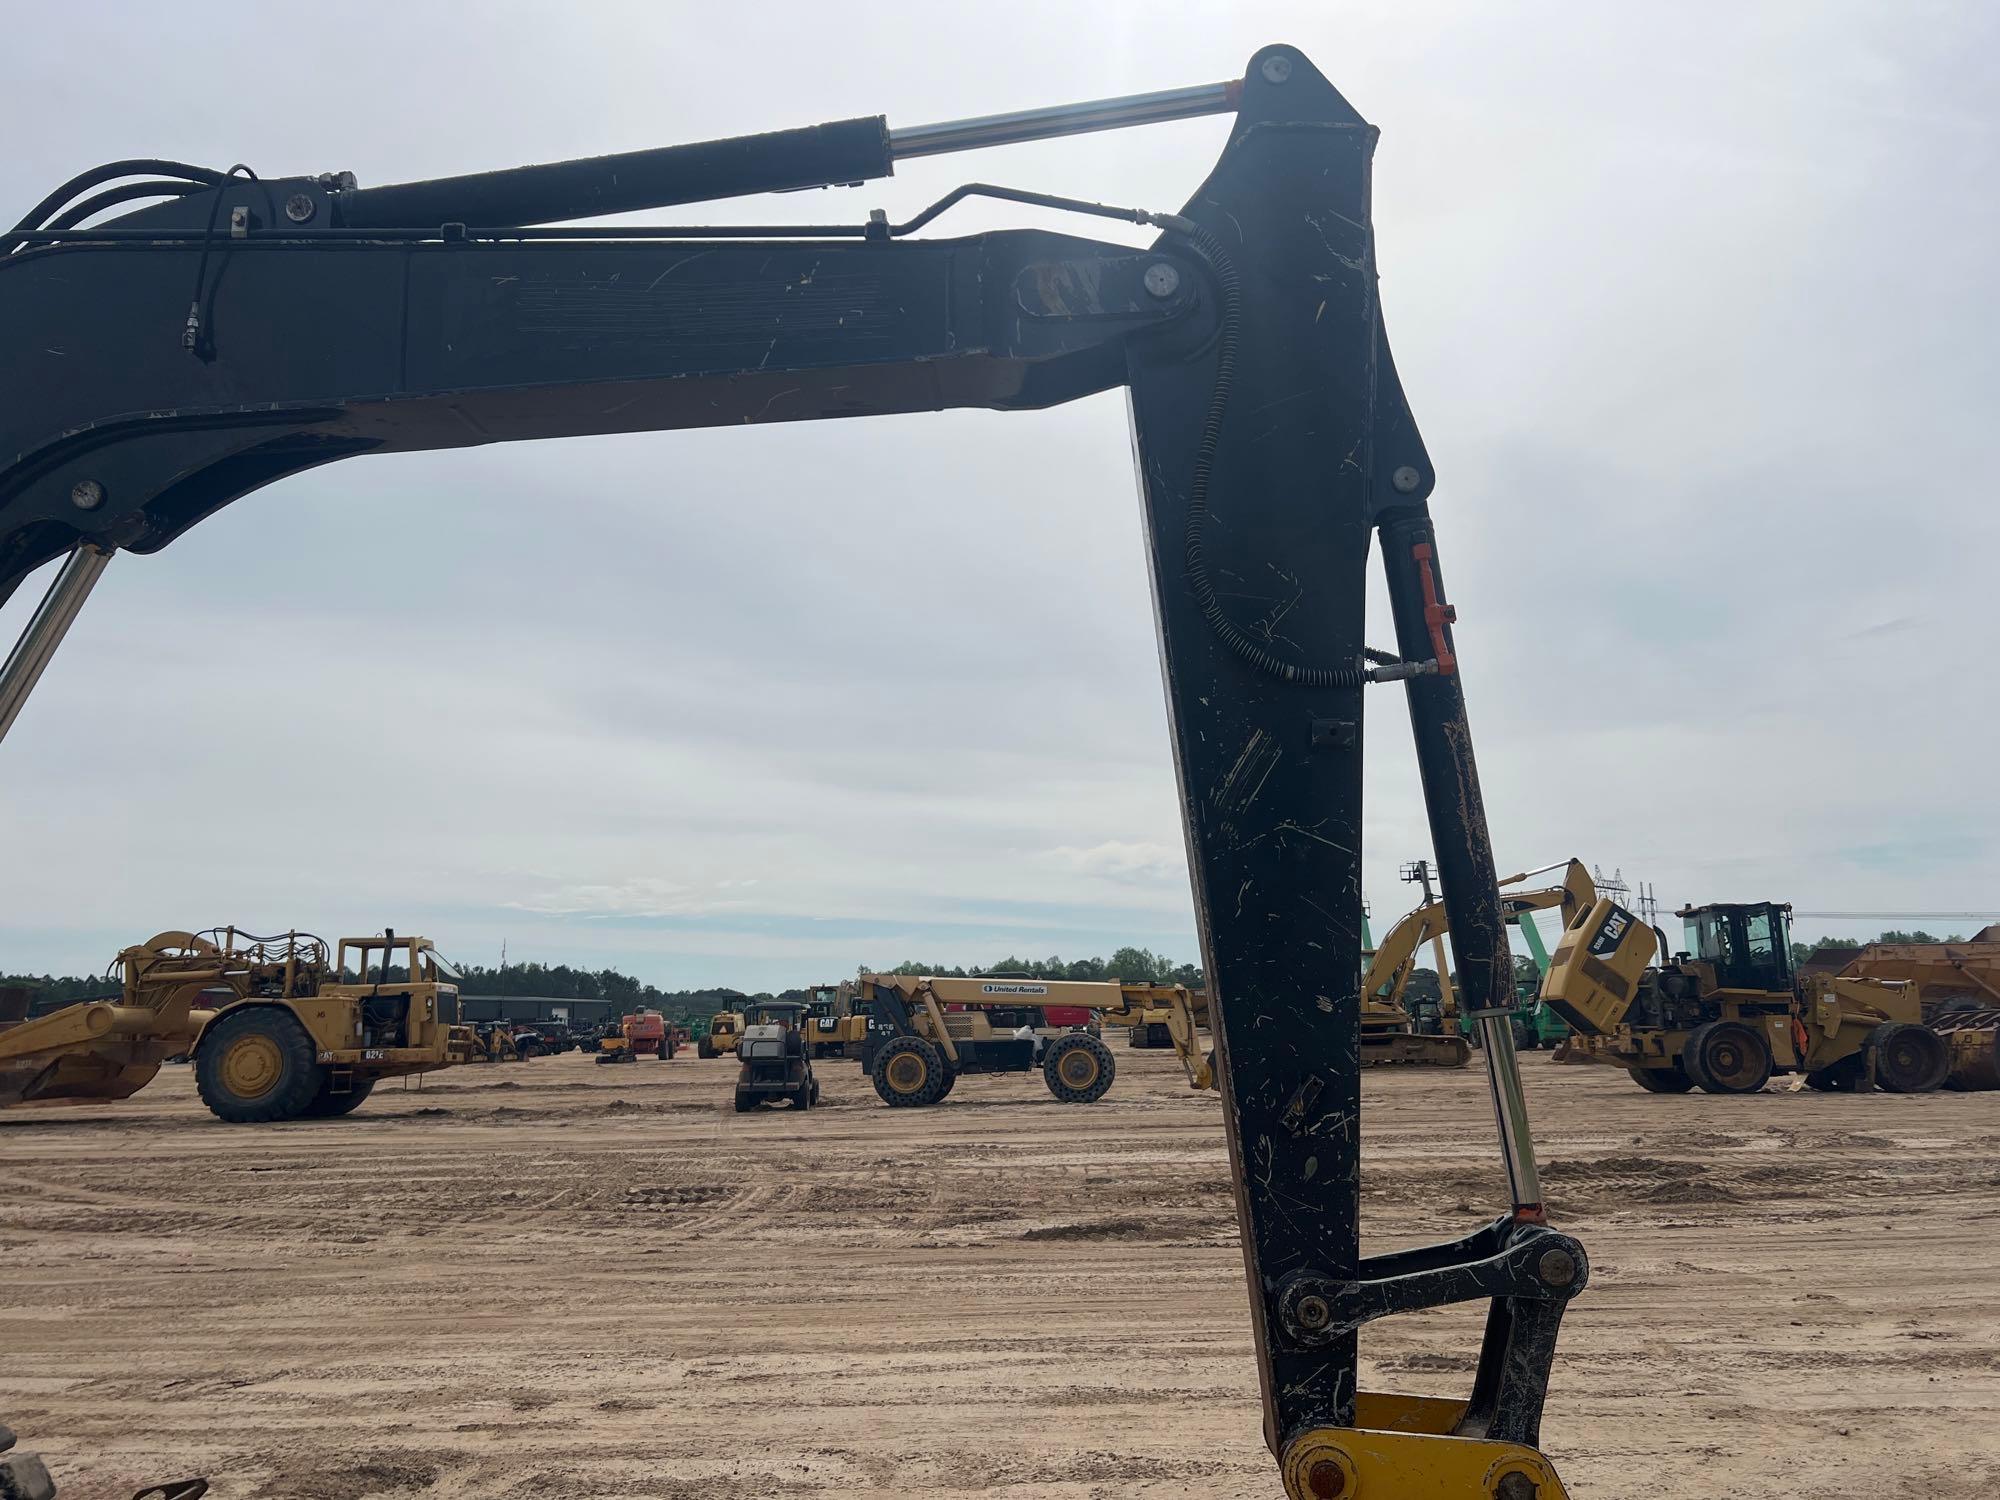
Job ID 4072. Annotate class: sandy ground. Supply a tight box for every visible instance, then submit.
[0,1044,1994,1500]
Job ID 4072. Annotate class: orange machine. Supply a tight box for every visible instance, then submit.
[621,1009,675,1060]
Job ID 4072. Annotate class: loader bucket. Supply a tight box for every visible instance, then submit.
[1932,1009,2000,1091]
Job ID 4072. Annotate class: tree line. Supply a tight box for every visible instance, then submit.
[864,946,1203,989]
[0,946,1206,1020]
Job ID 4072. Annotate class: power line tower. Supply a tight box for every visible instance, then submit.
[1632,881,1661,927]
[1592,865,1631,908]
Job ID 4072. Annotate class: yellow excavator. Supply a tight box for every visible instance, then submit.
[1358,860,1598,1066]
[0,928,468,1121]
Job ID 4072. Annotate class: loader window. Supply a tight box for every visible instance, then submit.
[1684,905,1792,992]
[1684,912,1732,970]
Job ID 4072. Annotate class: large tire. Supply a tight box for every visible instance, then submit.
[301,1075,376,1119]
[1043,1032,1116,1103]
[935,1067,957,1100]
[1630,1064,1695,1094]
[196,1008,324,1123]
[1683,1021,1772,1095]
[734,1090,757,1113]
[871,1036,947,1107]
[518,1039,545,1060]
[697,1036,716,1060]
[1865,1022,1949,1094]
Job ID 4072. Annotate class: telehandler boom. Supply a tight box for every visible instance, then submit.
[0,49,1588,1497]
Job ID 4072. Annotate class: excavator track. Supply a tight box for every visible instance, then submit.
[1361,1033,1473,1067]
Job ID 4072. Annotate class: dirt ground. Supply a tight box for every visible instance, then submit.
[0,1045,1994,1500]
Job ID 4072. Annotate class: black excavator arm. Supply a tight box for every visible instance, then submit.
[0,45,1586,1499]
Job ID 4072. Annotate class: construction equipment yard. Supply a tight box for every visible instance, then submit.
[2,1048,1993,1500]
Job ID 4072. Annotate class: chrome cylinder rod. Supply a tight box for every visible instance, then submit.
[1472,1009,1546,1218]
[0,544,111,747]
[889,80,1239,160]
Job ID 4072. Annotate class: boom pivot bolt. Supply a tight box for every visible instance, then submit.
[1495,1472,1539,1500]
[1537,1248,1578,1287]
[1143,261,1182,298]
[1306,1460,1347,1498]
[1261,54,1294,84]
[69,479,104,511]
[1294,1293,1331,1330]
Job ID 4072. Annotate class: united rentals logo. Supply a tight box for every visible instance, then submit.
[979,982,1049,996]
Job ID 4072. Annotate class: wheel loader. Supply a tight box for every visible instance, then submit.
[1544,899,1948,1094]
[0,928,467,1121]
[695,1008,744,1059]
[801,982,867,1058]
[1832,932,2000,1089]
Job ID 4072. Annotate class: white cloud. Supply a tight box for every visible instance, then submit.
[3,2,1997,988]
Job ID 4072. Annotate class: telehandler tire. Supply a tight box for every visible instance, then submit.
[872,1036,947,1107]
[1865,1022,1949,1094]
[1043,1033,1115,1103]
[301,1075,376,1119]
[1630,1064,1694,1093]
[196,1008,324,1123]
[1682,1021,1772,1094]
[697,1037,716,1059]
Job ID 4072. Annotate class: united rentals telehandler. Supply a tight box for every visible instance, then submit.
[1543,898,1948,1094]
[854,973,1212,1104]
[0,927,467,1121]
[0,48,1601,1495]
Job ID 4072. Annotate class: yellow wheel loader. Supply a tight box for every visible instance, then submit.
[0,928,466,1121]
[800,982,867,1058]
[1832,933,2000,1089]
[1544,900,1947,1094]
[695,1008,744,1059]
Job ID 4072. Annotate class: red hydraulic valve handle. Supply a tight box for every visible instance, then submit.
[1411,542,1457,677]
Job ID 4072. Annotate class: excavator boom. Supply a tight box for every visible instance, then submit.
[0,48,1587,1495]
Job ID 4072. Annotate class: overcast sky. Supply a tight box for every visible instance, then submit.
[3,2,1996,991]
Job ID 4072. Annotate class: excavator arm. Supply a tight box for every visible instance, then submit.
[0,47,1587,1497]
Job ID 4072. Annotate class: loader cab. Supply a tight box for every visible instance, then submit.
[1678,902,1794,995]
